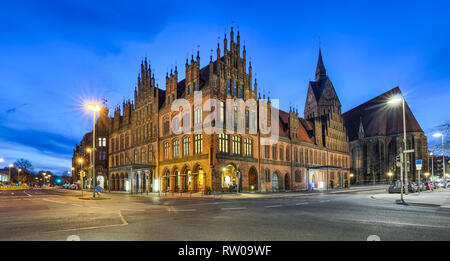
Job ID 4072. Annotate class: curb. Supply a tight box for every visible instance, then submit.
[370,195,443,208]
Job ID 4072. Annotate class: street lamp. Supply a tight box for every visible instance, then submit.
[433,133,446,188]
[388,94,408,201]
[87,103,101,198]
[387,171,393,183]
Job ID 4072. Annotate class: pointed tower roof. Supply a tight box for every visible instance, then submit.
[315,47,326,80]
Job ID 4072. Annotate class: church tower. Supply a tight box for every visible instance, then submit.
[304,47,341,120]
[304,47,349,152]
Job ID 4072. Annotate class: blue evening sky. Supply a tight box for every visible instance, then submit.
[0,0,449,174]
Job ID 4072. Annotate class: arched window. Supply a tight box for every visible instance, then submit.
[134,150,138,163]
[286,147,290,161]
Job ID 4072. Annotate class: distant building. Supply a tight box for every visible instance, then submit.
[72,107,110,189]
[0,170,8,184]
[342,87,429,184]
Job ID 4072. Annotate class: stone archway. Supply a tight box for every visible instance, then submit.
[181,165,191,192]
[248,167,258,192]
[272,172,280,191]
[193,164,205,193]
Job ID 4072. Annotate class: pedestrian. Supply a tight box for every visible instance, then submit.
[95,185,102,198]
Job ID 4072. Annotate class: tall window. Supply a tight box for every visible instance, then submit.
[148,146,153,162]
[240,84,244,99]
[194,134,203,154]
[134,150,138,163]
[244,138,252,157]
[98,138,106,147]
[245,110,249,130]
[234,106,238,129]
[218,134,229,153]
[163,121,170,136]
[265,169,270,182]
[232,136,241,155]
[286,147,290,161]
[141,148,146,163]
[234,81,237,97]
[272,145,277,160]
[183,137,190,157]
[173,140,180,158]
[219,101,224,123]
[279,146,284,161]
[164,142,170,160]
[264,145,270,159]
[194,107,202,126]
[227,79,231,94]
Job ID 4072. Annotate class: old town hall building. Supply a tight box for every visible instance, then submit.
[72,27,353,193]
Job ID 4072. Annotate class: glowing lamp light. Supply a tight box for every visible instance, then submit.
[9,164,13,168]
[433,133,443,138]
[387,95,403,105]
[0,158,4,162]
[87,104,101,112]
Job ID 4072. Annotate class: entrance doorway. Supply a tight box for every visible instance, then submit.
[248,167,258,192]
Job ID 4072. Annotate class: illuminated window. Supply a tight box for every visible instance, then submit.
[173,140,180,158]
[232,136,241,155]
[244,138,252,157]
[183,137,190,156]
[219,134,229,153]
[164,142,170,160]
[194,134,203,154]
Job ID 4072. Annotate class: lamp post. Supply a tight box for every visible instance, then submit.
[86,148,92,191]
[77,158,84,196]
[433,133,446,188]
[8,164,13,185]
[429,151,434,182]
[87,104,101,198]
[388,94,408,201]
[18,168,22,185]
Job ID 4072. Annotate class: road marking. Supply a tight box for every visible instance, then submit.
[221,207,247,210]
[295,202,309,205]
[342,218,450,229]
[169,208,197,212]
[43,199,67,204]
[71,204,82,207]
[264,204,283,208]
[24,191,32,197]
[121,209,145,212]
[45,210,128,233]
[319,200,331,203]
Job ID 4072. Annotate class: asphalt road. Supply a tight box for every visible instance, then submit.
[1,187,450,241]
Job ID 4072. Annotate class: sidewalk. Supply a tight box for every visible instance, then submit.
[371,189,450,208]
[49,184,386,200]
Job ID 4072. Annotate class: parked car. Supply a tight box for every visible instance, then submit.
[388,181,408,193]
[69,184,77,190]
[422,182,433,191]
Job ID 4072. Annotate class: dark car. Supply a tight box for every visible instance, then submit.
[388,181,406,193]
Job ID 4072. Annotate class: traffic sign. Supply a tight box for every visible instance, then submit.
[416,160,422,170]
